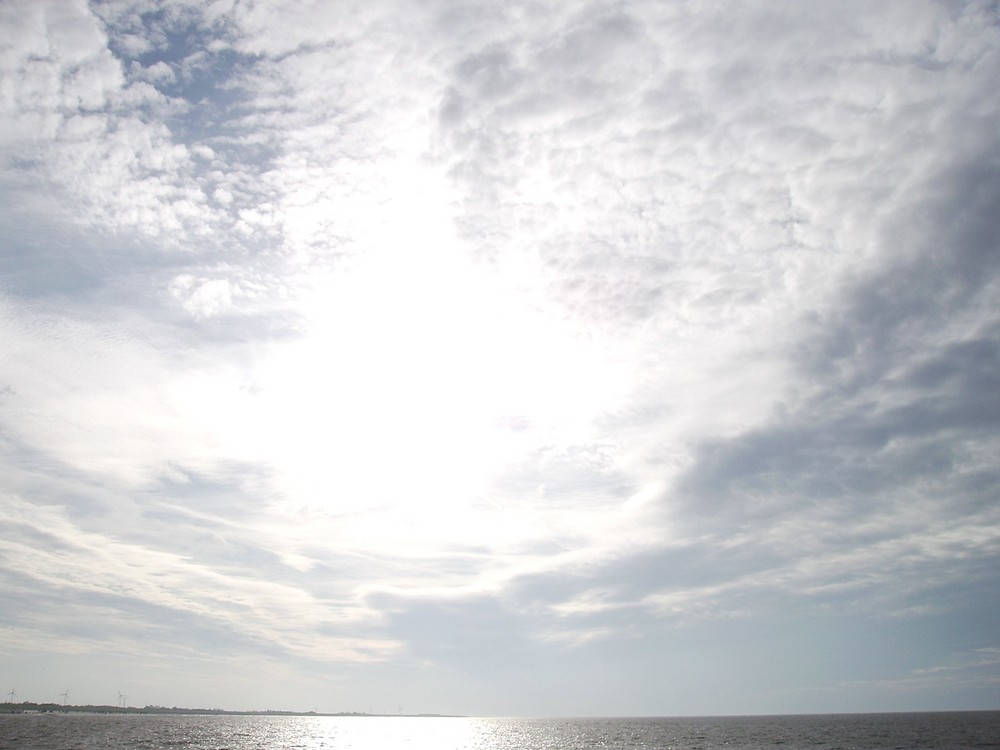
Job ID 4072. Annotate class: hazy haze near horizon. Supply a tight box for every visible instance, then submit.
[1,0,998,717]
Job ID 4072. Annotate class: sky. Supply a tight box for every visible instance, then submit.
[0,0,998,718]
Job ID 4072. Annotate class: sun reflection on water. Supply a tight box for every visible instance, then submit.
[233,715,502,750]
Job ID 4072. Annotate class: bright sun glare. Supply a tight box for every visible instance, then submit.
[175,157,631,554]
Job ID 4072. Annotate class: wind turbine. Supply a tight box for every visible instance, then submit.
[117,691,124,709]
[60,690,69,707]
[6,689,14,703]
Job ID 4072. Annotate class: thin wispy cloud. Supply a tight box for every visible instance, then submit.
[1,0,998,716]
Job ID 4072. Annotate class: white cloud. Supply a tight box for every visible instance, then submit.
[1,0,998,715]
[0,492,396,663]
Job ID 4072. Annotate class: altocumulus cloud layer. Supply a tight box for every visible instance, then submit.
[0,0,998,716]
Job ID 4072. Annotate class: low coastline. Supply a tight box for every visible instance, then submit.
[0,702,454,718]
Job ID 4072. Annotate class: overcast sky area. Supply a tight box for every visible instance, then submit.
[1,0,998,717]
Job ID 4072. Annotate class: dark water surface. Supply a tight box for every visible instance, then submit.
[1,711,998,749]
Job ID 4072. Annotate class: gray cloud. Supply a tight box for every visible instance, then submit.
[649,141,1000,621]
[2,0,999,716]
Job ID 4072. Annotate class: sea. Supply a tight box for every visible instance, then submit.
[1,712,998,749]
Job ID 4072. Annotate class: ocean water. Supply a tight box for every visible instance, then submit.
[1,711,998,749]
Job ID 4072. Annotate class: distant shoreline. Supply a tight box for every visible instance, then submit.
[0,703,457,718]
[2,705,998,719]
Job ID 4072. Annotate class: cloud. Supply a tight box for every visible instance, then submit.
[1,0,998,714]
[610,129,1000,630]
